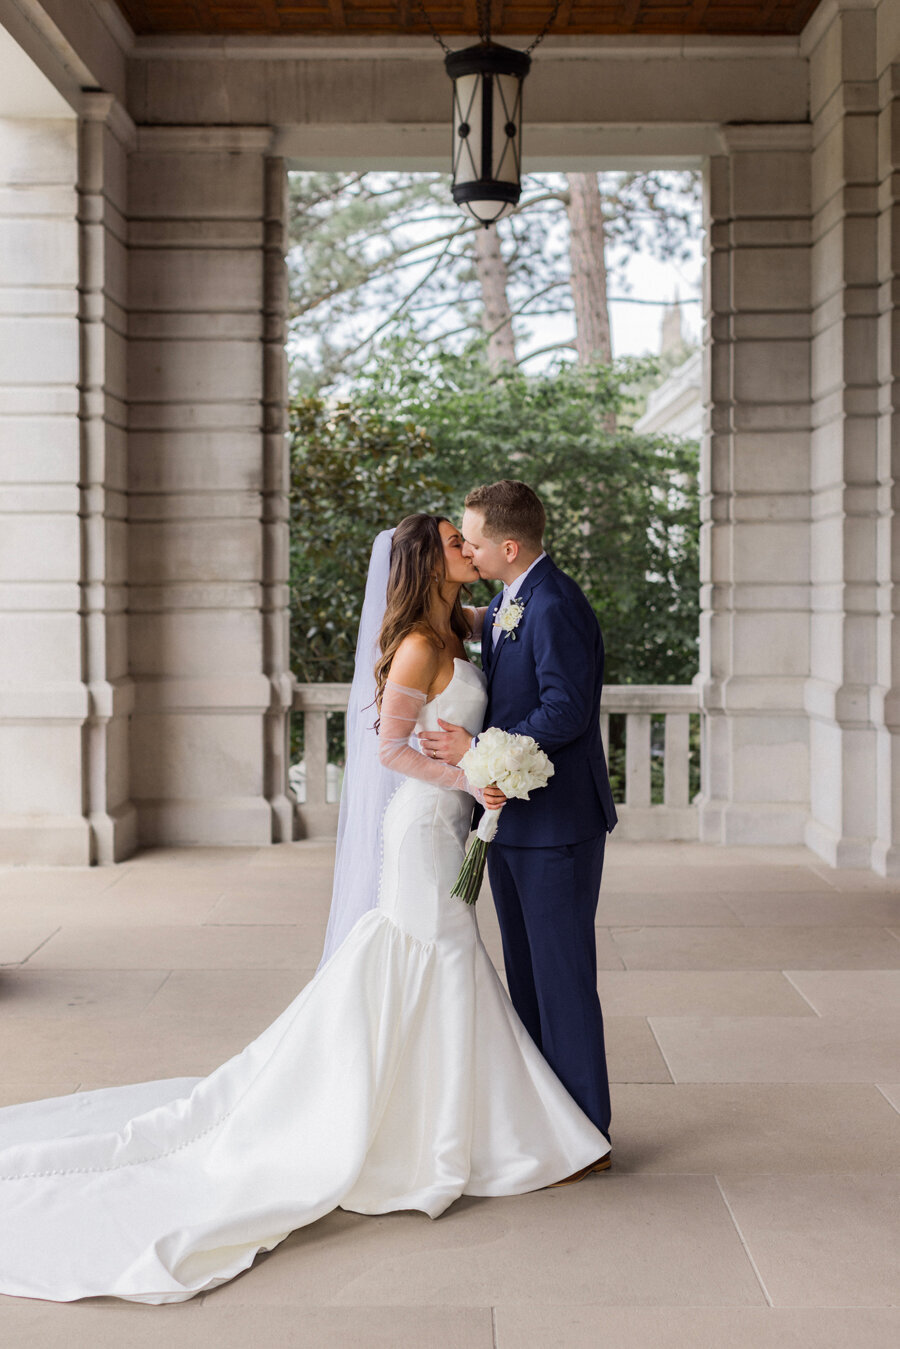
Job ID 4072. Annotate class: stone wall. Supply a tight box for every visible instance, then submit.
[1,0,900,870]
[802,0,897,870]
[698,126,813,846]
[126,127,290,848]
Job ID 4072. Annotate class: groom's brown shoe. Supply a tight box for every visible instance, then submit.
[545,1154,610,1188]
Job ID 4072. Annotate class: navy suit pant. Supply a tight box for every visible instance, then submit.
[487,835,611,1141]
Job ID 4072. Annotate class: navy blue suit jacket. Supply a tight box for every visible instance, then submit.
[480,555,618,848]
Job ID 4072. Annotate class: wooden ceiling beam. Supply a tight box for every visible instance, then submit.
[112,0,824,39]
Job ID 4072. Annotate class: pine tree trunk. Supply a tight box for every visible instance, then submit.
[566,172,612,366]
[474,226,516,371]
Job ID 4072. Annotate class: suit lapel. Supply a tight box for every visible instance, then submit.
[482,591,503,677]
[487,555,555,688]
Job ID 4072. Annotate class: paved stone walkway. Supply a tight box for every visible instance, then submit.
[0,840,898,1347]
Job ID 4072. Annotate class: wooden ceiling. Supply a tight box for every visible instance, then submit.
[114,2,824,40]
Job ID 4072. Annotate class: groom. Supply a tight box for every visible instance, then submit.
[420,480,618,1177]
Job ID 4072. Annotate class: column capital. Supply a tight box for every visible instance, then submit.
[79,92,136,150]
[800,0,877,61]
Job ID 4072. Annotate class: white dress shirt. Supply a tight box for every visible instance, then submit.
[491,551,547,648]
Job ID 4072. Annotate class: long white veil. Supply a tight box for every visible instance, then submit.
[317,529,402,968]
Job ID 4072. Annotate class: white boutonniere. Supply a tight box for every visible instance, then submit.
[493,597,526,641]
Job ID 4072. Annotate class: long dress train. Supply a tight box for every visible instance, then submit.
[0,658,608,1304]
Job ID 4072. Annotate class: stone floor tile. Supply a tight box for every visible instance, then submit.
[207,1178,764,1308]
[0,924,62,966]
[0,1081,79,1107]
[595,892,742,926]
[719,1174,900,1306]
[128,847,263,868]
[603,842,815,870]
[144,968,316,1021]
[649,1016,900,1083]
[0,1014,247,1083]
[606,1018,672,1083]
[203,890,331,927]
[596,970,813,1017]
[0,868,121,898]
[0,1302,492,1349]
[783,970,900,1016]
[23,924,324,970]
[601,865,827,894]
[102,868,231,896]
[724,891,900,927]
[0,891,222,929]
[808,863,900,893]
[0,969,169,1017]
[494,1306,900,1349]
[877,1084,900,1113]
[594,929,626,970]
[607,1083,900,1173]
[0,1301,204,1349]
[243,841,337,866]
[612,925,900,970]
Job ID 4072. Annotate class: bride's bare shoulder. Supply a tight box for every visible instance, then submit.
[388,631,440,691]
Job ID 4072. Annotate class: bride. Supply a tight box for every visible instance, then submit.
[0,514,609,1306]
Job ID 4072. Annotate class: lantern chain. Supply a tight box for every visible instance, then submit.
[524,0,564,55]
[414,1,563,57]
[476,0,492,44]
[413,0,452,54]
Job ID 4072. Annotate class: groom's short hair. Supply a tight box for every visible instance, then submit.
[465,480,545,550]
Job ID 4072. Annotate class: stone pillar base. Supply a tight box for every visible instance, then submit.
[90,803,139,865]
[805,820,877,873]
[699,800,807,846]
[870,841,900,878]
[0,817,92,866]
[137,799,273,848]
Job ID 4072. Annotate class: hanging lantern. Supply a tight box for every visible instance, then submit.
[445,43,530,228]
[415,0,562,229]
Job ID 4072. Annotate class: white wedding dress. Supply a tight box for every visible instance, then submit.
[0,658,608,1305]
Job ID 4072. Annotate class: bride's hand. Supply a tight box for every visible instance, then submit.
[483,784,507,810]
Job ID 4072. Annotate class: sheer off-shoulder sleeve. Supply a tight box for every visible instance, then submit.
[377,679,476,795]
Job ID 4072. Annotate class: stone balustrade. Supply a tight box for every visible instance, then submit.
[291,682,700,841]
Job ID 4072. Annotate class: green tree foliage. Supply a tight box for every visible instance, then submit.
[287,170,702,390]
[289,397,453,684]
[290,347,699,690]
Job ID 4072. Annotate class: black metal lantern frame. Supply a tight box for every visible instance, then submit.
[446,43,530,227]
[416,0,562,229]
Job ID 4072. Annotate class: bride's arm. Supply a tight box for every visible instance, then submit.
[378,681,473,791]
[376,635,477,794]
[462,605,488,640]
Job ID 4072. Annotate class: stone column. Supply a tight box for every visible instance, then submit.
[874,32,900,872]
[803,3,882,868]
[698,125,813,846]
[262,157,295,842]
[0,115,84,861]
[0,99,134,865]
[127,127,291,847]
[79,93,137,862]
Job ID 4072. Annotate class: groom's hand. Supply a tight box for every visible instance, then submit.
[418,718,472,766]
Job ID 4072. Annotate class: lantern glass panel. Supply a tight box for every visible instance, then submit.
[492,74,522,185]
[451,72,482,188]
[464,197,510,224]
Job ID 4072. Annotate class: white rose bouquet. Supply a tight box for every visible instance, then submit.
[451,727,555,905]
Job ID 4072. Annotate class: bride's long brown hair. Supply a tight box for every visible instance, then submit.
[374,514,470,710]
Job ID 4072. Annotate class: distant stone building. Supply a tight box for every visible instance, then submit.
[634,298,702,440]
